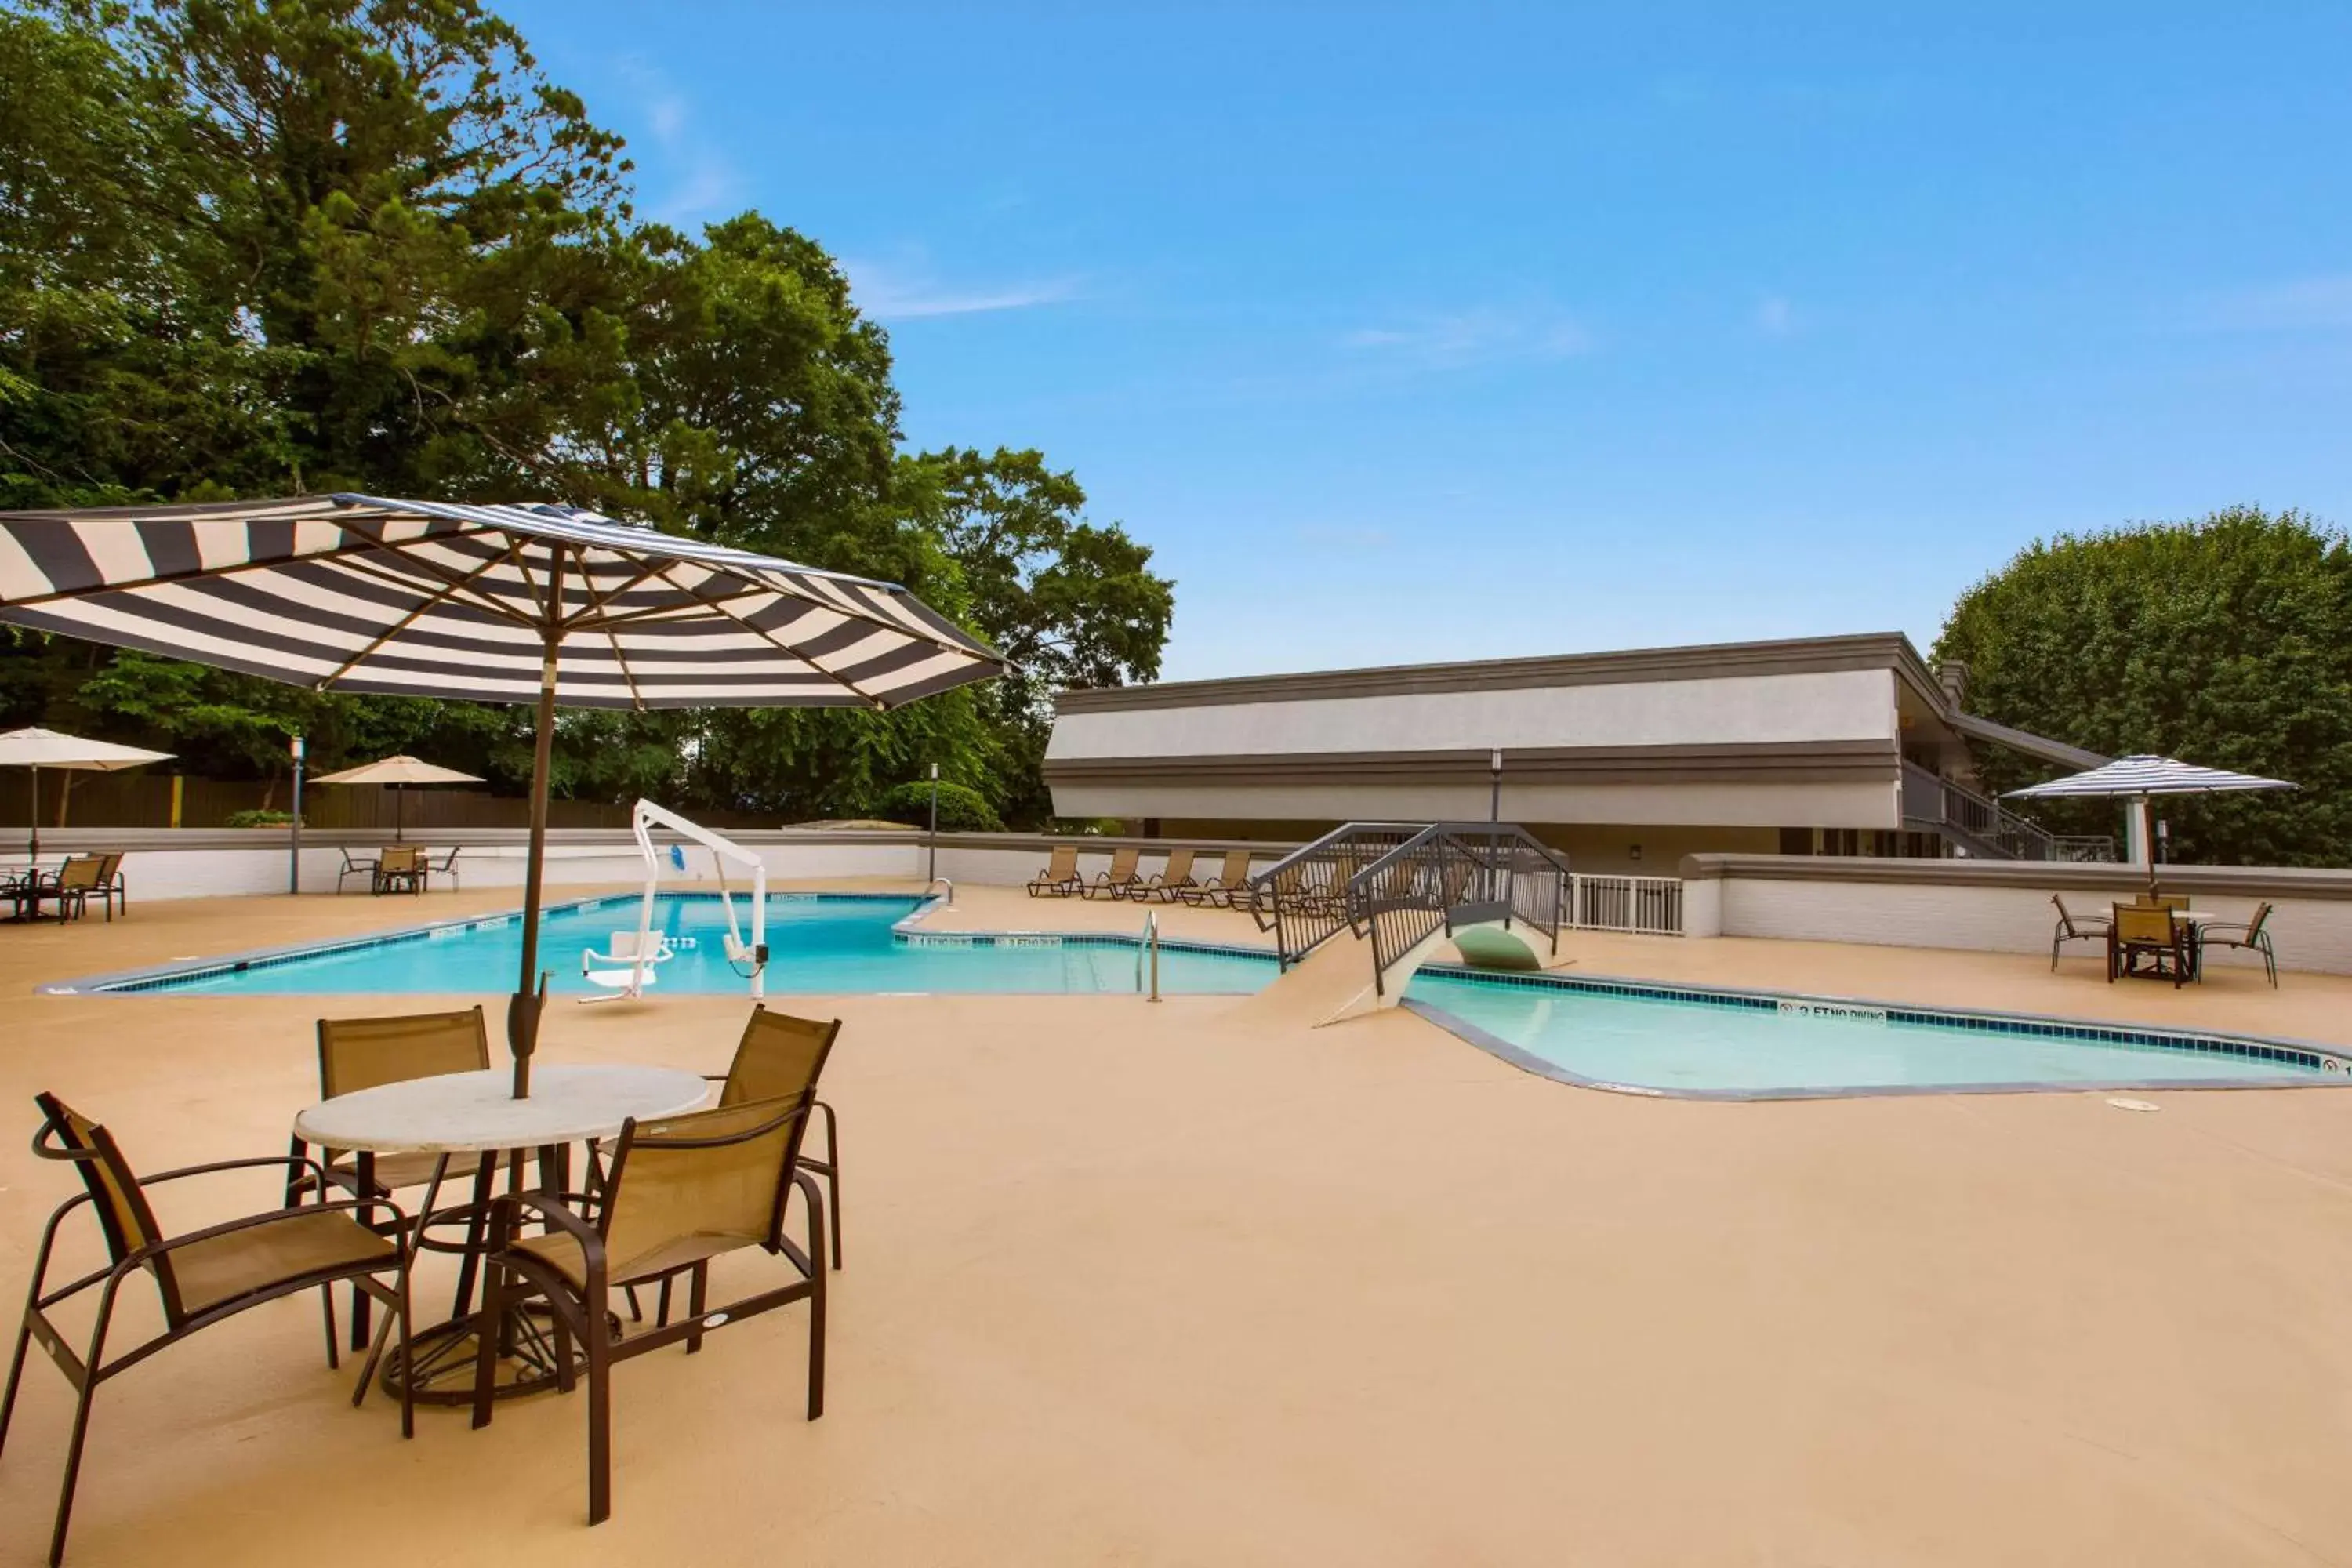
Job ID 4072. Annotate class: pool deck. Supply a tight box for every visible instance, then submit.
[4,881,2352,1563]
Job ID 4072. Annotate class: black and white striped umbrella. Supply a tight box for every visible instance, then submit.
[0,493,1004,1091]
[0,494,1002,710]
[2002,754,2296,798]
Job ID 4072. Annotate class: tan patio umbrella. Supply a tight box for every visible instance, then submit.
[0,495,1004,1096]
[308,753,483,840]
[0,726,173,861]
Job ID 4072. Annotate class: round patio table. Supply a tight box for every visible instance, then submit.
[293,1064,710,1406]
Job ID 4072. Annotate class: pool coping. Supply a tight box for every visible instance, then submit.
[39,890,1283,996]
[1402,964,2352,1100]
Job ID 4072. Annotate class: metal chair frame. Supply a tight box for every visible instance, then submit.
[2,1096,413,1566]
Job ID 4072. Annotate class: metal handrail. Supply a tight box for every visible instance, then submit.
[926,876,954,906]
[1246,821,1575,988]
[1135,910,1160,1001]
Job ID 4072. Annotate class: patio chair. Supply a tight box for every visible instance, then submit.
[469,1093,827,1527]
[2198,901,2278,987]
[425,847,460,889]
[702,1007,844,1272]
[2109,903,2189,987]
[335,848,381,893]
[4,1092,413,1566]
[1025,844,1083,898]
[1083,846,1143,901]
[2048,895,2111,971]
[374,844,426,895]
[1181,849,1255,908]
[295,1007,493,1350]
[1138,847,1200,904]
[22,856,112,924]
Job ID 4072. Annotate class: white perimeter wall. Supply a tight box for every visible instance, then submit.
[1693,862,2352,976]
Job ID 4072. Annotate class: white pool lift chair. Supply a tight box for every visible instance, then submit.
[578,798,769,1004]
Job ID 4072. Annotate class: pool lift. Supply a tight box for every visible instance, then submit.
[580,799,768,1003]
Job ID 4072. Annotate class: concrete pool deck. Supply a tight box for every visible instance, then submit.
[2,882,2351,1563]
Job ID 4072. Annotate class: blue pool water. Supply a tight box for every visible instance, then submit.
[1406,969,2342,1095]
[117,894,1277,997]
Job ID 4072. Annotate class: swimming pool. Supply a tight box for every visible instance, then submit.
[60,893,1279,997]
[1403,967,2351,1098]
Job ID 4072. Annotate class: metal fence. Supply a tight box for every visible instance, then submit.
[1566,874,1684,935]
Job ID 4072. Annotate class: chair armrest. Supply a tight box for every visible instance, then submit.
[120,1193,409,1274]
[146,1152,334,1189]
[490,1189,608,1287]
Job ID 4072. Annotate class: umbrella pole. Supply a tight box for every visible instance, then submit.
[510,659,559,1098]
[27,763,35,862]
[395,783,405,843]
[510,559,566,1098]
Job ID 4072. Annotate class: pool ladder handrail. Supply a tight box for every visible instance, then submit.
[926,876,954,906]
[1137,910,1160,1002]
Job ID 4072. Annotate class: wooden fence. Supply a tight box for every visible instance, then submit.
[0,772,673,832]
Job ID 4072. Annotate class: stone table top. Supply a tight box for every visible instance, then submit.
[292,1064,711,1154]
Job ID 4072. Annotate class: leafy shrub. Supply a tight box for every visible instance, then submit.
[224,808,297,828]
[871,779,1003,833]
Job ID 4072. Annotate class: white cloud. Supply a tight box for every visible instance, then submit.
[1755,295,1797,337]
[615,60,742,225]
[2198,274,2352,332]
[846,258,1081,321]
[1341,305,1594,369]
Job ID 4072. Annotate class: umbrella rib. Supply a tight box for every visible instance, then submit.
[637,560,888,708]
[562,583,776,632]
[313,537,535,688]
[605,625,648,711]
[327,523,547,628]
[565,559,673,627]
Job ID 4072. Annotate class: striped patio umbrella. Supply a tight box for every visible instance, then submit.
[0,494,1005,1092]
[2005,754,2296,886]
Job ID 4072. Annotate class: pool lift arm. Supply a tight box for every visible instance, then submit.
[581,799,768,1002]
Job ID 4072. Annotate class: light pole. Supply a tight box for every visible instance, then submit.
[288,734,306,894]
[927,761,940,884]
[1489,746,1502,824]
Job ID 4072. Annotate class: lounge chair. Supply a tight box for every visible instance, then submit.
[2109,903,2189,987]
[5,1093,414,1565]
[2199,901,2278,987]
[425,847,461,889]
[294,1007,493,1352]
[469,1092,827,1526]
[1137,848,1200,904]
[1083,846,1142,900]
[1025,844,1083,898]
[1181,849,1255,909]
[700,1007,844,1271]
[374,844,426,895]
[2048,895,2111,971]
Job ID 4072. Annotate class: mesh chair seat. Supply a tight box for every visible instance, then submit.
[169,1210,400,1316]
[514,1227,760,1290]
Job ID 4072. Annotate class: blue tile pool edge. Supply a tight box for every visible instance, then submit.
[1403,964,2352,1100]
[40,890,1283,996]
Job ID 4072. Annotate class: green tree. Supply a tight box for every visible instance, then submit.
[1934,506,2352,866]
[872,778,1003,832]
[0,1,1172,829]
[899,446,1174,823]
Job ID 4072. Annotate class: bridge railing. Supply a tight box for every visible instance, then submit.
[1245,822,1428,968]
[1348,823,1576,993]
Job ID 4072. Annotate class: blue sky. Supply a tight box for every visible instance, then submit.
[506,2,2352,681]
